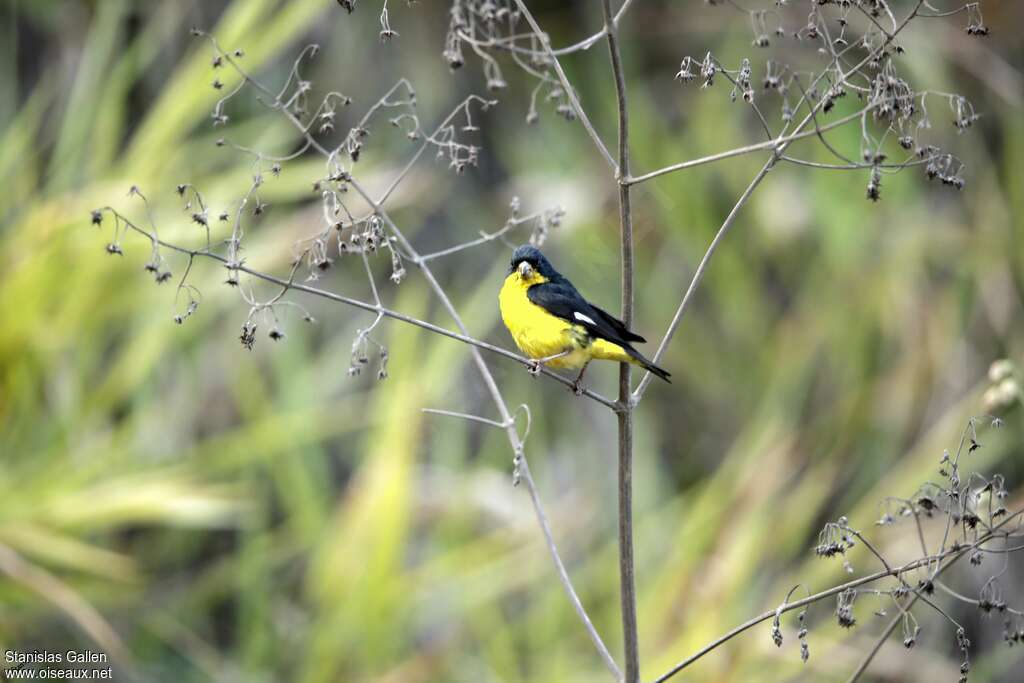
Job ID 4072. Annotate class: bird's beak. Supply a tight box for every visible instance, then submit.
[517,261,533,279]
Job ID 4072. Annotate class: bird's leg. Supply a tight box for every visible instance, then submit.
[527,350,572,377]
[570,361,590,396]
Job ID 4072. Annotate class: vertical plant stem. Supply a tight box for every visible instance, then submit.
[616,391,638,683]
[602,1,639,681]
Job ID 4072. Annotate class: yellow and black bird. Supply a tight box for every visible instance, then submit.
[499,245,670,391]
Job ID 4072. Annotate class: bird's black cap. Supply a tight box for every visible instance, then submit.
[510,244,558,277]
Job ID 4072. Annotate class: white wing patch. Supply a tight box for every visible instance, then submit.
[574,311,596,326]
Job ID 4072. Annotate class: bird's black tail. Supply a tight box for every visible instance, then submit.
[624,346,671,383]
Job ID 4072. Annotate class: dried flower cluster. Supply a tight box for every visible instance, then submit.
[787,417,1022,681]
[92,30,555,362]
[666,0,991,203]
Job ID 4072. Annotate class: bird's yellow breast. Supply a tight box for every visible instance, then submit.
[498,272,631,369]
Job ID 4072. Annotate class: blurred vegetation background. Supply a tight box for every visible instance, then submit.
[2,1,1023,681]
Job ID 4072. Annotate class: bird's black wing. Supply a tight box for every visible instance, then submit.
[587,303,646,343]
[527,280,643,347]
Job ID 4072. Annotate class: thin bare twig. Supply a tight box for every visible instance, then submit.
[511,0,617,170]
[633,159,775,401]
[624,107,872,186]
[421,408,511,429]
[100,207,620,409]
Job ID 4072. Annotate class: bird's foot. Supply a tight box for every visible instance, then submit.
[527,360,542,377]
[569,363,589,397]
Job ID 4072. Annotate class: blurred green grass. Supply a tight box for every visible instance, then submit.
[1,1,1023,682]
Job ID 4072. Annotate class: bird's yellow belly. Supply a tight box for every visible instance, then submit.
[499,275,631,369]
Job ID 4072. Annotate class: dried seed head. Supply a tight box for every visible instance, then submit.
[866,168,882,202]
[240,322,257,350]
[676,57,696,83]
[836,589,857,629]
